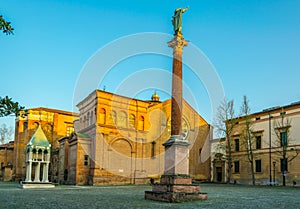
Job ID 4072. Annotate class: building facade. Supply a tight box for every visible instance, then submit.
[0,141,14,181]
[227,102,300,185]
[210,138,226,183]
[58,90,212,185]
[13,107,78,182]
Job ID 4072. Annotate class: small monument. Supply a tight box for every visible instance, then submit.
[145,7,208,202]
[20,125,55,189]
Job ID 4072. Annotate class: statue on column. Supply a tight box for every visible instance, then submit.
[172,7,189,34]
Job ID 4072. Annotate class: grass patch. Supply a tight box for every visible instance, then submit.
[0,182,299,208]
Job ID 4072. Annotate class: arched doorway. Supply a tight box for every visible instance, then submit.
[108,138,133,180]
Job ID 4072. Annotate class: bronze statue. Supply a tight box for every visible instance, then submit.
[172,7,188,34]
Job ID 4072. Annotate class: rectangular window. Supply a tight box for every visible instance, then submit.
[280,158,288,172]
[234,161,240,173]
[256,136,262,149]
[234,139,240,152]
[84,155,89,166]
[255,160,262,172]
[151,141,156,158]
[66,126,74,136]
[23,122,28,132]
[280,132,288,147]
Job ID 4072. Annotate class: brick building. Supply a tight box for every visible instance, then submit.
[58,90,212,185]
[227,102,300,185]
[13,107,78,182]
[0,141,14,181]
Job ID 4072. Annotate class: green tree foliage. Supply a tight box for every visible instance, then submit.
[0,15,14,35]
[0,96,27,117]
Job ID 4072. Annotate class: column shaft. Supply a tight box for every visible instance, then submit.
[171,48,183,135]
[168,34,188,136]
[34,162,40,182]
[26,162,32,182]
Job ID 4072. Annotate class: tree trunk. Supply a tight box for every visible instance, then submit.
[227,134,232,183]
[248,134,255,185]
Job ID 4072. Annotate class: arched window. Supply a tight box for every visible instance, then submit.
[90,111,94,124]
[83,116,86,127]
[44,150,48,161]
[38,149,43,161]
[32,148,37,160]
[33,122,39,129]
[99,108,106,124]
[129,114,135,128]
[138,116,144,130]
[151,141,156,158]
[110,111,116,125]
[87,112,90,126]
[118,111,127,128]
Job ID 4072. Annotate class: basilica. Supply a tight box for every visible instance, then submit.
[0,90,212,185]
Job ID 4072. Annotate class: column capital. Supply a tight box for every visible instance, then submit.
[168,34,188,52]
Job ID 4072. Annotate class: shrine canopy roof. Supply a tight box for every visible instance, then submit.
[28,125,50,147]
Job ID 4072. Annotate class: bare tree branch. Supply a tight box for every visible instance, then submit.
[214,98,237,183]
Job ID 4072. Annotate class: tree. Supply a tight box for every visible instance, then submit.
[273,110,299,186]
[240,95,256,185]
[0,123,13,144]
[0,15,14,35]
[214,98,237,183]
[0,96,27,117]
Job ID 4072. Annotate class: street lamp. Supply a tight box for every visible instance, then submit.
[269,114,273,185]
[273,161,276,185]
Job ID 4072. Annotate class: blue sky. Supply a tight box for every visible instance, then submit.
[1,0,300,128]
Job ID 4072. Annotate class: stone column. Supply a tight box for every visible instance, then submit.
[25,163,29,182]
[163,33,189,175]
[145,10,208,202]
[168,33,188,136]
[25,161,32,182]
[145,33,208,201]
[42,163,49,182]
[34,162,41,182]
[42,164,46,182]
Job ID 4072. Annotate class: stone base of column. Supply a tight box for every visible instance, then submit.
[145,135,208,202]
[19,181,55,189]
[145,174,208,203]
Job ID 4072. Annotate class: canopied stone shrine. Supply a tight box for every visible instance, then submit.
[20,125,54,189]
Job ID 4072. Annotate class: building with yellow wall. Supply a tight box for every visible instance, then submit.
[13,107,78,182]
[0,141,14,181]
[58,90,212,185]
[227,102,300,185]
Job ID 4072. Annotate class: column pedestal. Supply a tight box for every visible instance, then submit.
[145,135,208,202]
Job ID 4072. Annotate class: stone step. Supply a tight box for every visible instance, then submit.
[160,176,192,184]
[151,183,201,193]
[145,191,208,203]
